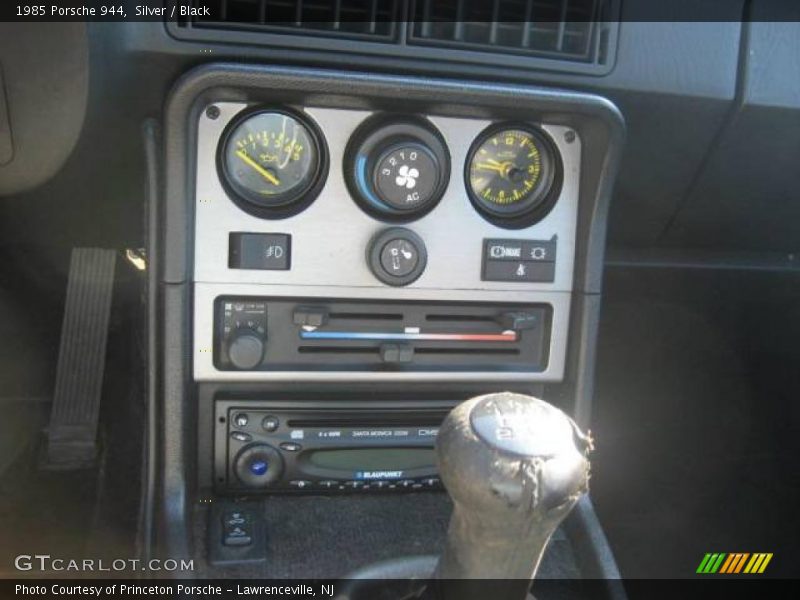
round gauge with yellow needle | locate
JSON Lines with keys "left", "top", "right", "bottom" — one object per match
{"left": 466, "top": 124, "right": 561, "bottom": 228}
{"left": 219, "top": 108, "right": 327, "bottom": 217}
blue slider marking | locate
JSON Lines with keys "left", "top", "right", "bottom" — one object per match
{"left": 302, "top": 331, "right": 410, "bottom": 341}
{"left": 299, "top": 331, "right": 517, "bottom": 342}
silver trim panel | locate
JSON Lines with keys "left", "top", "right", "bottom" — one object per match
{"left": 192, "top": 104, "right": 581, "bottom": 382}
{"left": 193, "top": 283, "right": 571, "bottom": 382}
{"left": 194, "top": 104, "right": 580, "bottom": 292}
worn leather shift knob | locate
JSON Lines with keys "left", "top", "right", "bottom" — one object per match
{"left": 433, "top": 392, "right": 592, "bottom": 596}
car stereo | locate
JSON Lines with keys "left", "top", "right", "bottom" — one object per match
{"left": 214, "top": 401, "right": 451, "bottom": 493}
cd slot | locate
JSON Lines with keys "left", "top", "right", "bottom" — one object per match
{"left": 286, "top": 416, "right": 444, "bottom": 428}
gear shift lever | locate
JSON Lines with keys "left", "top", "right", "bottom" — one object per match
{"left": 432, "top": 392, "right": 592, "bottom": 599}
{"left": 337, "top": 392, "right": 592, "bottom": 600}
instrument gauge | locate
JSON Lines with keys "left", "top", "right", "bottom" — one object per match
{"left": 218, "top": 108, "right": 328, "bottom": 218}
{"left": 466, "top": 124, "right": 562, "bottom": 228}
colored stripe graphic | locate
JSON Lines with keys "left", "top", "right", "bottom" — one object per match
{"left": 710, "top": 553, "right": 726, "bottom": 573}
{"left": 743, "top": 553, "right": 773, "bottom": 574}
{"left": 696, "top": 554, "right": 713, "bottom": 573}
{"left": 720, "top": 553, "right": 750, "bottom": 573}
{"left": 299, "top": 330, "right": 518, "bottom": 342}
{"left": 697, "top": 553, "right": 727, "bottom": 574}
{"left": 719, "top": 554, "right": 735, "bottom": 573}
{"left": 698, "top": 552, "right": 773, "bottom": 574}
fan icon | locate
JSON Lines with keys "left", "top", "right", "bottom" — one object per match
{"left": 395, "top": 165, "right": 419, "bottom": 189}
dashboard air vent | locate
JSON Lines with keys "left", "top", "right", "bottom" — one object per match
{"left": 167, "top": 0, "right": 618, "bottom": 75}
{"left": 180, "top": 0, "right": 400, "bottom": 40}
{"left": 409, "top": 0, "right": 612, "bottom": 64}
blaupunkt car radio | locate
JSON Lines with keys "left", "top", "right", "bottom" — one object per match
{"left": 214, "top": 402, "right": 451, "bottom": 493}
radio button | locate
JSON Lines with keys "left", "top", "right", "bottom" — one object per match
{"left": 230, "top": 431, "right": 252, "bottom": 443}
{"left": 397, "top": 479, "right": 416, "bottom": 488}
{"left": 233, "top": 413, "right": 249, "bottom": 428}
{"left": 344, "top": 480, "right": 365, "bottom": 489}
{"left": 422, "top": 477, "right": 441, "bottom": 488}
{"left": 279, "top": 442, "right": 302, "bottom": 452}
{"left": 370, "top": 480, "right": 389, "bottom": 489}
{"left": 318, "top": 480, "right": 338, "bottom": 489}
{"left": 289, "top": 480, "right": 312, "bottom": 489}
{"left": 261, "top": 416, "right": 279, "bottom": 432}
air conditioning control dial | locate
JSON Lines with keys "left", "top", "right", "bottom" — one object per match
{"left": 373, "top": 141, "right": 441, "bottom": 211}
{"left": 345, "top": 116, "right": 450, "bottom": 222}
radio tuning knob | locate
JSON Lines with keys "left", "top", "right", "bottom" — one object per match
{"left": 227, "top": 329, "right": 266, "bottom": 370}
{"left": 234, "top": 444, "right": 284, "bottom": 488}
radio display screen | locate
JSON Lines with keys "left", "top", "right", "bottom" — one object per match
{"left": 308, "top": 448, "right": 435, "bottom": 472}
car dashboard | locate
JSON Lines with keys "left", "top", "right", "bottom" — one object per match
{"left": 0, "top": 0, "right": 798, "bottom": 590}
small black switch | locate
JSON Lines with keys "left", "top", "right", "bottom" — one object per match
{"left": 483, "top": 238, "right": 557, "bottom": 283}
{"left": 498, "top": 311, "right": 540, "bottom": 331}
{"left": 223, "top": 525, "right": 252, "bottom": 547}
{"left": 522, "top": 240, "right": 557, "bottom": 262}
{"left": 209, "top": 502, "right": 266, "bottom": 566}
{"left": 483, "top": 260, "right": 556, "bottom": 283}
{"left": 484, "top": 238, "right": 557, "bottom": 263}
{"left": 229, "top": 233, "right": 291, "bottom": 270}
{"left": 222, "top": 510, "right": 253, "bottom": 547}
{"left": 485, "top": 240, "right": 525, "bottom": 261}
{"left": 261, "top": 415, "right": 279, "bottom": 432}
{"left": 380, "top": 344, "right": 414, "bottom": 364}
{"left": 223, "top": 510, "right": 252, "bottom": 528}
{"left": 293, "top": 307, "right": 329, "bottom": 328}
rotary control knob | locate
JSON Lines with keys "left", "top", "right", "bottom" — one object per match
{"left": 345, "top": 116, "right": 450, "bottom": 221}
{"left": 226, "top": 329, "right": 266, "bottom": 370}
{"left": 373, "top": 142, "right": 441, "bottom": 211}
{"left": 234, "top": 443, "right": 284, "bottom": 488}
{"left": 367, "top": 228, "right": 427, "bottom": 286}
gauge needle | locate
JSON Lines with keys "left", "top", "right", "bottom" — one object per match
{"left": 475, "top": 162, "right": 511, "bottom": 175}
{"left": 235, "top": 149, "right": 280, "bottom": 186}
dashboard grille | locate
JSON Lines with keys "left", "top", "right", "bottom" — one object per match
{"left": 409, "top": 0, "right": 608, "bottom": 63}
{"left": 185, "top": 0, "right": 400, "bottom": 40}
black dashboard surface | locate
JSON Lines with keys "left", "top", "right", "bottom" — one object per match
{"left": 1, "top": 3, "right": 799, "bottom": 261}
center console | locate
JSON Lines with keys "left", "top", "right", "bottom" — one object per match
{"left": 154, "top": 63, "right": 624, "bottom": 565}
